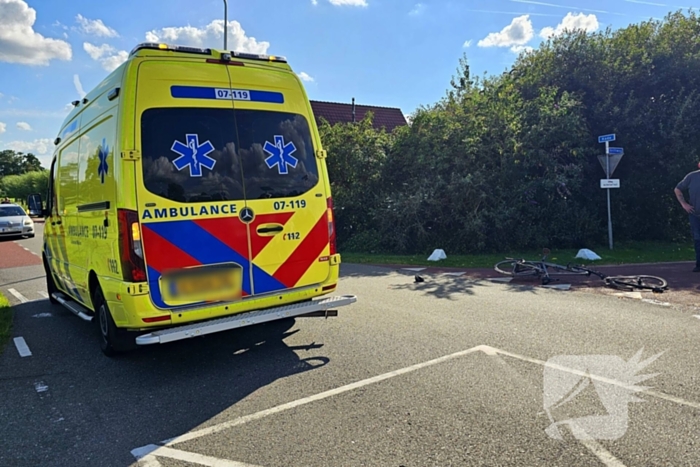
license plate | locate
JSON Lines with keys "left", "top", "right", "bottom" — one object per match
{"left": 160, "top": 264, "right": 243, "bottom": 306}
{"left": 1, "top": 228, "right": 19, "bottom": 233}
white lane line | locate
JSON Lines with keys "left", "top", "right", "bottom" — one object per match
{"left": 13, "top": 337, "right": 32, "bottom": 357}
{"left": 694, "top": 315, "right": 700, "bottom": 320}
{"left": 132, "top": 445, "right": 260, "bottom": 467}
{"left": 34, "top": 381, "right": 48, "bottom": 393}
{"left": 568, "top": 423, "right": 627, "bottom": 467}
{"left": 402, "top": 267, "right": 426, "bottom": 272}
{"left": 32, "top": 313, "right": 52, "bottom": 318}
{"left": 488, "top": 346, "right": 700, "bottom": 410}
{"left": 37, "top": 291, "right": 49, "bottom": 298}
{"left": 7, "top": 288, "right": 29, "bottom": 303}
{"left": 160, "top": 345, "right": 488, "bottom": 446}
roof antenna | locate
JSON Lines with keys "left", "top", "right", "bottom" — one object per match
{"left": 223, "top": 0, "right": 228, "bottom": 50}
{"left": 352, "top": 97, "right": 356, "bottom": 123}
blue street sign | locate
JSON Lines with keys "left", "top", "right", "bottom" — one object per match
{"left": 607, "top": 147, "right": 624, "bottom": 155}
{"left": 598, "top": 134, "right": 616, "bottom": 143}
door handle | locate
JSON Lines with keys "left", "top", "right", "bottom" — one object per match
{"left": 257, "top": 225, "right": 284, "bottom": 235}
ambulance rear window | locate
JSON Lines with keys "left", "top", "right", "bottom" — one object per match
{"left": 140, "top": 108, "right": 319, "bottom": 203}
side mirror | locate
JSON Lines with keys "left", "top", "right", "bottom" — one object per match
{"left": 27, "top": 193, "right": 43, "bottom": 217}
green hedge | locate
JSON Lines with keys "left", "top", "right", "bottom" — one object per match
{"left": 320, "top": 11, "right": 700, "bottom": 254}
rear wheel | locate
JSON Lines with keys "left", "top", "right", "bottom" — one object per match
{"left": 494, "top": 260, "right": 540, "bottom": 277}
{"left": 93, "top": 286, "right": 135, "bottom": 357}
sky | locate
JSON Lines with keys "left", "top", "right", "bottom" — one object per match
{"left": 0, "top": 0, "right": 698, "bottom": 168}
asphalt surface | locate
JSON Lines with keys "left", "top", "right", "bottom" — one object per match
{"left": 1, "top": 223, "right": 700, "bottom": 467}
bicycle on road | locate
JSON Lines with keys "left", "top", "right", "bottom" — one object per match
{"left": 494, "top": 248, "right": 668, "bottom": 293}
{"left": 494, "top": 248, "right": 591, "bottom": 286}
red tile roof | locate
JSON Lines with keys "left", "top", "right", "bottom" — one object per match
{"left": 309, "top": 100, "right": 407, "bottom": 133}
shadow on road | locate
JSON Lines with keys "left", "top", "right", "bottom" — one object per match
{"left": 0, "top": 300, "right": 329, "bottom": 467}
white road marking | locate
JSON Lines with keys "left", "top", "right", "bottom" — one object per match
{"left": 8, "top": 288, "right": 29, "bottom": 303}
{"left": 567, "top": 423, "right": 627, "bottom": 467}
{"left": 442, "top": 272, "right": 466, "bottom": 277}
{"left": 542, "top": 284, "right": 571, "bottom": 290}
{"left": 34, "top": 381, "right": 48, "bottom": 393}
{"left": 32, "top": 313, "right": 52, "bottom": 318}
{"left": 132, "top": 344, "right": 699, "bottom": 467}
{"left": 132, "top": 445, "right": 260, "bottom": 467}
{"left": 13, "top": 337, "right": 32, "bottom": 357}
{"left": 487, "top": 345, "right": 700, "bottom": 410}
{"left": 489, "top": 277, "right": 513, "bottom": 283}
{"left": 160, "top": 345, "right": 488, "bottom": 446}
{"left": 402, "top": 267, "right": 426, "bottom": 272}
{"left": 38, "top": 291, "right": 49, "bottom": 298}
{"left": 694, "top": 315, "right": 700, "bottom": 320}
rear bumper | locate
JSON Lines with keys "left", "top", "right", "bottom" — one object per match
{"left": 135, "top": 294, "right": 357, "bottom": 345}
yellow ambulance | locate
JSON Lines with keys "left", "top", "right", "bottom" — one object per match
{"left": 36, "top": 42, "right": 356, "bottom": 356}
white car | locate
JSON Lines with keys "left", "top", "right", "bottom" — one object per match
{"left": 0, "top": 203, "right": 35, "bottom": 239}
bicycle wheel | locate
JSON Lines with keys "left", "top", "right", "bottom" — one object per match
{"left": 494, "top": 260, "right": 541, "bottom": 277}
{"left": 605, "top": 275, "right": 668, "bottom": 292}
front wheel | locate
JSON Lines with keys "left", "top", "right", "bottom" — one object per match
{"left": 605, "top": 275, "right": 668, "bottom": 292}
{"left": 42, "top": 255, "right": 59, "bottom": 305}
{"left": 494, "top": 260, "right": 540, "bottom": 277}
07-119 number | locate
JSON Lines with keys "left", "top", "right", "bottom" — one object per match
{"left": 274, "top": 200, "right": 306, "bottom": 210}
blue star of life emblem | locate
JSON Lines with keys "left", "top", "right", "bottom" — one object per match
{"left": 263, "top": 135, "right": 298, "bottom": 175}
{"left": 170, "top": 134, "right": 216, "bottom": 177}
{"left": 97, "top": 138, "right": 109, "bottom": 184}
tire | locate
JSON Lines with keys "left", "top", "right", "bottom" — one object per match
{"left": 605, "top": 275, "right": 668, "bottom": 292}
{"left": 42, "top": 255, "right": 59, "bottom": 305}
{"left": 93, "top": 286, "right": 135, "bottom": 357}
{"left": 494, "top": 260, "right": 540, "bottom": 277}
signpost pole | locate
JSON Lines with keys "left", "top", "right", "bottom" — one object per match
{"left": 605, "top": 141, "right": 613, "bottom": 250}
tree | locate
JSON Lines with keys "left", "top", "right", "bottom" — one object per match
{"left": 0, "top": 150, "right": 45, "bottom": 177}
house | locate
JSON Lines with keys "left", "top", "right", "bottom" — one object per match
{"left": 309, "top": 99, "right": 408, "bottom": 133}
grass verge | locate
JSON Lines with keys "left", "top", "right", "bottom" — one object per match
{"left": 342, "top": 242, "right": 695, "bottom": 269}
{"left": 0, "top": 291, "right": 12, "bottom": 354}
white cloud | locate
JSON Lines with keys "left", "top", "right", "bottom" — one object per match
{"left": 73, "top": 74, "right": 86, "bottom": 98}
{"left": 5, "top": 138, "right": 53, "bottom": 155}
{"left": 478, "top": 15, "right": 534, "bottom": 48}
{"left": 409, "top": 3, "right": 425, "bottom": 15}
{"left": 100, "top": 51, "right": 128, "bottom": 71}
{"left": 297, "top": 72, "right": 315, "bottom": 82}
{"left": 83, "top": 42, "right": 128, "bottom": 72}
{"left": 0, "top": 92, "right": 3, "bottom": 99}
{"left": 0, "top": 0, "right": 72, "bottom": 66}
{"left": 146, "top": 20, "right": 270, "bottom": 54}
{"left": 511, "top": 45, "right": 534, "bottom": 54}
{"left": 311, "top": 0, "right": 318, "bottom": 4}
{"left": 540, "top": 12, "right": 599, "bottom": 39}
{"left": 329, "top": 0, "right": 368, "bottom": 6}
{"left": 83, "top": 42, "right": 114, "bottom": 60}
{"left": 463, "top": 40, "right": 473, "bottom": 48}
{"left": 0, "top": 122, "right": 6, "bottom": 134}
{"left": 75, "top": 14, "right": 118, "bottom": 38}
{"left": 16, "top": 121, "right": 31, "bottom": 131}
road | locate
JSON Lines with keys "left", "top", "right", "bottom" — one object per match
{"left": 1, "top": 222, "right": 700, "bottom": 467}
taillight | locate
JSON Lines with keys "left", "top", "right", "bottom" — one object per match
{"left": 118, "top": 209, "right": 146, "bottom": 282}
{"left": 327, "top": 197, "right": 337, "bottom": 255}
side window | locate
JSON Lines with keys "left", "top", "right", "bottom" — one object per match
{"left": 47, "top": 157, "right": 57, "bottom": 215}
{"left": 58, "top": 139, "right": 81, "bottom": 213}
